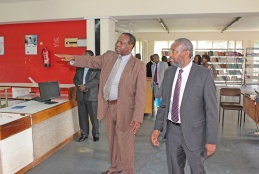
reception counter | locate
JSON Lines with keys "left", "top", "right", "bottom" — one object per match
{"left": 0, "top": 97, "right": 79, "bottom": 174}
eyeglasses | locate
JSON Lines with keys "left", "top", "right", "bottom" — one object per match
{"left": 170, "top": 49, "right": 187, "bottom": 55}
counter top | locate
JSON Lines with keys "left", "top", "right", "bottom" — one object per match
{"left": 0, "top": 97, "right": 69, "bottom": 114}
{"left": 0, "top": 83, "right": 74, "bottom": 88}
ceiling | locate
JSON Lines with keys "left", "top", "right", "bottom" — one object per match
{"left": 0, "top": 0, "right": 258, "bottom": 33}
{"left": 115, "top": 14, "right": 259, "bottom": 33}
{"left": 0, "top": 0, "right": 43, "bottom": 3}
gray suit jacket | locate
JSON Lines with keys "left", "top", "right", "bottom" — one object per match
{"left": 154, "top": 63, "right": 218, "bottom": 151}
{"left": 73, "top": 67, "right": 100, "bottom": 102}
{"left": 151, "top": 61, "right": 168, "bottom": 88}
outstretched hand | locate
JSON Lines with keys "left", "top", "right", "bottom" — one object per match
{"left": 55, "top": 54, "right": 75, "bottom": 61}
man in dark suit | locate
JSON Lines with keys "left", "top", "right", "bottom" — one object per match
{"left": 73, "top": 50, "right": 100, "bottom": 142}
{"left": 56, "top": 33, "right": 146, "bottom": 174}
{"left": 151, "top": 38, "right": 218, "bottom": 174}
{"left": 146, "top": 55, "right": 153, "bottom": 77}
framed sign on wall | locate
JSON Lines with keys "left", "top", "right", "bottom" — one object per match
{"left": 0, "top": 36, "right": 4, "bottom": 55}
{"left": 25, "top": 35, "right": 37, "bottom": 55}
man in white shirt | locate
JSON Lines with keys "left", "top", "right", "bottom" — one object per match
{"left": 151, "top": 54, "right": 168, "bottom": 98}
{"left": 56, "top": 33, "right": 146, "bottom": 174}
{"left": 151, "top": 38, "right": 218, "bottom": 174}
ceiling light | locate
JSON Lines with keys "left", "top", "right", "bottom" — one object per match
{"left": 221, "top": 17, "right": 241, "bottom": 33}
{"left": 157, "top": 18, "right": 169, "bottom": 33}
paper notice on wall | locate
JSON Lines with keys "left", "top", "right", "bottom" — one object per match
{"left": 0, "top": 36, "right": 4, "bottom": 55}
{"left": 25, "top": 35, "right": 37, "bottom": 55}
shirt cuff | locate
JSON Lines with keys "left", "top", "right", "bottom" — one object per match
{"left": 69, "top": 60, "right": 75, "bottom": 65}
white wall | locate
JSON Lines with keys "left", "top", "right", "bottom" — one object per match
{"left": 0, "top": 0, "right": 259, "bottom": 23}
{"left": 134, "top": 31, "right": 259, "bottom": 58}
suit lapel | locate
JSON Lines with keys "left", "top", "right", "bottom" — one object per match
{"left": 120, "top": 55, "right": 135, "bottom": 81}
{"left": 181, "top": 64, "right": 198, "bottom": 106}
{"left": 166, "top": 66, "right": 177, "bottom": 104}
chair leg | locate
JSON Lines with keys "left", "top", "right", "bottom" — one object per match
{"left": 219, "top": 107, "right": 221, "bottom": 123}
{"left": 243, "top": 112, "right": 245, "bottom": 122}
{"left": 222, "top": 109, "right": 225, "bottom": 127}
{"left": 239, "top": 110, "right": 242, "bottom": 127}
{"left": 238, "top": 111, "right": 240, "bottom": 123}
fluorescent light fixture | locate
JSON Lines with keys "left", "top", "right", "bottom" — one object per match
{"left": 221, "top": 17, "right": 241, "bottom": 33}
{"left": 157, "top": 18, "right": 169, "bottom": 33}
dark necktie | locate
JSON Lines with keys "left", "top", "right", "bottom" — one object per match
{"left": 154, "top": 63, "right": 158, "bottom": 83}
{"left": 171, "top": 69, "right": 183, "bottom": 123}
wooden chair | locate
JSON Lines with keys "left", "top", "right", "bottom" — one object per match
{"left": 219, "top": 88, "right": 243, "bottom": 127}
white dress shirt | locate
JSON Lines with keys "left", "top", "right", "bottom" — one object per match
{"left": 108, "top": 54, "right": 131, "bottom": 100}
{"left": 83, "top": 68, "right": 89, "bottom": 84}
{"left": 168, "top": 61, "right": 192, "bottom": 123}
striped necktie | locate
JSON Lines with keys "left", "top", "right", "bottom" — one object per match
{"left": 171, "top": 69, "right": 183, "bottom": 123}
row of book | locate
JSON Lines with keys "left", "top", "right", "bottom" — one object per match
{"left": 246, "top": 53, "right": 259, "bottom": 57}
{"left": 215, "top": 76, "right": 242, "bottom": 81}
{"left": 195, "top": 51, "right": 243, "bottom": 56}
{"left": 246, "top": 64, "right": 259, "bottom": 68}
{"left": 217, "top": 70, "right": 242, "bottom": 75}
{"left": 210, "top": 57, "right": 243, "bottom": 63}
{"left": 213, "top": 64, "right": 242, "bottom": 69}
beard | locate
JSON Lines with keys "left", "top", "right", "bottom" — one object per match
{"left": 173, "top": 59, "right": 184, "bottom": 68}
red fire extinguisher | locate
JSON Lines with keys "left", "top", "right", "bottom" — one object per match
{"left": 42, "top": 47, "right": 51, "bottom": 67}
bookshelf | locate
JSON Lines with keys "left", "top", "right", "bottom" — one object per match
{"left": 161, "top": 48, "right": 170, "bottom": 57}
{"left": 195, "top": 49, "right": 245, "bottom": 85}
{"left": 245, "top": 48, "right": 259, "bottom": 85}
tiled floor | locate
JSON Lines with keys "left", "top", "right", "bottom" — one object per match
{"left": 26, "top": 85, "right": 259, "bottom": 174}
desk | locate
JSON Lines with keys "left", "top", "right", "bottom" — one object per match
{"left": 0, "top": 96, "right": 79, "bottom": 174}
{"left": 0, "top": 83, "right": 76, "bottom": 100}
{"left": 0, "top": 87, "right": 10, "bottom": 108}
{"left": 145, "top": 77, "right": 152, "bottom": 114}
{"left": 0, "top": 113, "right": 33, "bottom": 174}
{"left": 243, "top": 95, "right": 259, "bottom": 124}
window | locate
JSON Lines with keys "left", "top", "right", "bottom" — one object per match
{"left": 236, "top": 41, "right": 243, "bottom": 49}
{"left": 198, "top": 41, "right": 212, "bottom": 49}
{"left": 213, "top": 41, "right": 227, "bottom": 49}
{"left": 254, "top": 41, "right": 259, "bottom": 53}
{"left": 154, "top": 41, "right": 170, "bottom": 57}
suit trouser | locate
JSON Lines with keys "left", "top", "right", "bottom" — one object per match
{"left": 77, "top": 99, "right": 99, "bottom": 137}
{"left": 104, "top": 102, "right": 135, "bottom": 174}
{"left": 153, "top": 84, "right": 160, "bottom": 98}
{"left": 166, "top": 122, "right": 206, "bottom": 174}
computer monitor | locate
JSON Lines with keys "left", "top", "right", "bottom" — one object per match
{"left": 38, "top": 81, "right": 60, "bottom": 104}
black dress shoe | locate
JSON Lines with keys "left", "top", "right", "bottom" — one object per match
{"left": 93, "top": 136, "right": 99, "bottom": 142}
{"left": 78, "top": 136, "right": 88, "bottom": 142}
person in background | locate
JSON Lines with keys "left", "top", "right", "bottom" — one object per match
{"left": 193, "top": 54, "right": 202, "bottom": 65}
{"left": 201, "top": 54, "right": 217, "bottom": 78}
{"left": 135, "top": 53, "right": 141, "bottom": 60}
{"left": 162, "top": 55, "right": 171, "bottom": 66}
{"left": 56, "top": 33, "right": 146, "bottom": 174}
{"left": 151, "top": 54, "right": 168, "bottom": 98}
{"left": 151, "top": 38, "right": 218, "bottom": 174}
{"left": 73, "top": 50, "right": 100, "bottom": 142}
{"left": 146, "top": 55, "right": 153, "bottom": 77}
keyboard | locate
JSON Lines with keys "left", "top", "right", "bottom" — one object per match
{"left": 32, "top": 96, "right": 43, "bottom": 102}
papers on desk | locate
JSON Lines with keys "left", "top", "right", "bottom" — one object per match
{"left": 11, "top": 106, "right": 26, "bottom": 109}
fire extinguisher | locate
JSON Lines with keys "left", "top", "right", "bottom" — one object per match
{"left": 42, "top": 47, "right": 51, "bottom": 67}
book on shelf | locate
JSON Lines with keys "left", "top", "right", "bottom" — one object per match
{"left": 195, "top": 50, "right": 243, "bottom": 57}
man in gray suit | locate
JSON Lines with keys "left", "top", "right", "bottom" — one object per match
{"left": 151, "top": 38, "right": 218, "bottom": 174}
{"left": 151, "top": 54, "right": 168, "bottom": 98}
{"left": 73, "top": 50, "right": 100, "bottom": 142}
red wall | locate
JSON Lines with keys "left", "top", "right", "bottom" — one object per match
{"left": 0, "top": 20, "right": 86, "bottom": 84}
